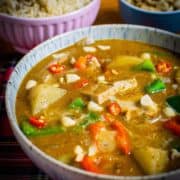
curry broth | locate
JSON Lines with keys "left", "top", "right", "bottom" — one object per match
{"left": 16, "top": 40, "right": 180, "bottom": 176}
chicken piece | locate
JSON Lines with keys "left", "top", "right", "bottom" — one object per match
{"left": 87, "top": 101, "right": 103, "bottom": 112}
{"left": 61, "top": 116, "right": 76, "bottom": 127}
{"left": 83, "top": 46, "right": 96, "bottom": 53}
{"left": 97, "top": 75, "right": 107, "bottom": 84}
{"left": 65, "top": 74, "right": 80, "bottom": 83}
{"left": 140, "top": 94, "right": 156, "bottom": 108}
{"left": 140, "top": 94, "right": 158, "bottom": 117}
{"left": 141, "top": 52, "right": 151, "bottom": 60}
{"left": 51, "top": 52, "right": 69, "bottom": 60}
{"left": 25, "top": 80, "right": 37, "bottom": 90}
{"left": 81, "top": 78, "right": 137, "bottom": 104}
{"left": 74, "top": 145, "right": 85, "bottom": 162}
{"left": 163, "top": 106, "right": 176, "bottom": 117}
{"left": 97, "top": 45, "right": 111, "bottom": 51}
{"left": 88, "top": 144, "right": 98, "bottom": 156}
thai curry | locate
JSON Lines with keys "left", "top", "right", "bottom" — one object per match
{"left": 16, "top": 38, "right": 180, "bottom": 176}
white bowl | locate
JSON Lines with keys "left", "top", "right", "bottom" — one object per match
{"left": 5, "top": 24, "right": 180, "bottom": 180}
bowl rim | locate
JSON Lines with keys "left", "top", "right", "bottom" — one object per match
{"left": 5, "top": 24, "right": 180, "bottom": 180}
{"left": 0, "top": 0, "right": 99, "bottom": 21}
{"left": 120, "top": 0, "right": 180, "bottom": 14}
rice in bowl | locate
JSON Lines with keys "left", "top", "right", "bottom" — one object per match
{"left": 0, "top": 0, "right": 92, "bottom": 18}
{"left": 127, "top": 0, "right": 180, "bottom": 12}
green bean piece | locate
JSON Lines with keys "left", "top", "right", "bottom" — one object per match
{"left": 21, "top": 121, "right": 66, "bottom": 137}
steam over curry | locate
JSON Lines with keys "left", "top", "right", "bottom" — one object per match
{"left": 16, "top": 39, "right": 180, "bottom": 176}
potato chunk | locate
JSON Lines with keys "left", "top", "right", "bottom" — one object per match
{"left": 29, "top": 84, "right": 67, "bottom": 115}
{"left": 108, "top": 55, "right": 143, "bottom": 69}
{"left": 133, "top": 147, "right": 169, "bottom": 175}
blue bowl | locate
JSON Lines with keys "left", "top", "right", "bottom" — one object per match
{"left": 119, "top": 0, "right": 180, "bottom": 33}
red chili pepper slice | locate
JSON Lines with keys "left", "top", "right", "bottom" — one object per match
{"left": 156, "top": 61, "right": 172, "bottom": 74}
{"left": 29, "top": 116, "right": 46, "bottom": 129}
{"left": 74, "top": 78, "right": 89, "bottom": 89}
{"left": 48, "top": 64, "right": 65, "bottom": 74}
{"left": 107, "top": 102, "right": 121, "bottom": 116}
{"left": 102, "top": 113, "right": 115, "bottom": 123}
{"left": 164, "top": 115, "right": 180, "bottom": 136}
{"left": 81, "top": 155, "right": 102, "bottom": 174}
{"left": 115, "top": 133, "right": 131, "bottom": 155}
{"left": 74, "top": 56, "right": 88, "bottom": 70}
{"left": 88, "top": 122, "right": 105, "bottom": 140}
{"left": 111, "top": 120, "right": 131, "bottom": 155}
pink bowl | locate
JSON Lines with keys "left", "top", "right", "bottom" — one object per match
{"left": 0, "top": 0, "right": 100, "bottom": 54}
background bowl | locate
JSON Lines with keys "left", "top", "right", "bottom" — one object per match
{"left": 5, "top": 24, "right": 180, "bottom": 180}
{"left": 119, "top": 0, "right": 180, "bottom": 33}
{"left": 0, "top": 0, "right": 100, "bottom": 54}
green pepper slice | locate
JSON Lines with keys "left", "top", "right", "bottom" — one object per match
{"left": 69, "top": 97, "right": 85, "bottom": 110}
{"left": 134, "top": 59, "right": 155, "bottom": 72}
{"left": 167, "top": 95, "right": 180, "bottom": 113}
{"left": 145, "top": 79, "right": 166, "bottom": 94}
{"left": 21, "top": 121, "right": 65, "bottom": 137}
